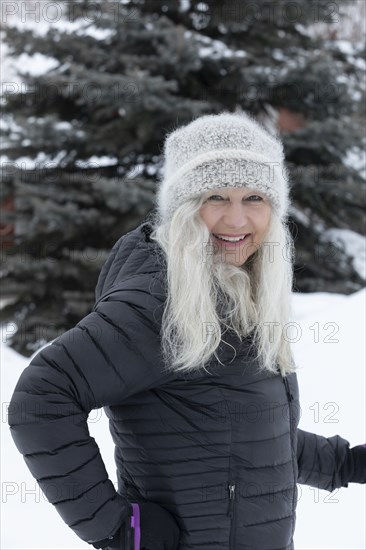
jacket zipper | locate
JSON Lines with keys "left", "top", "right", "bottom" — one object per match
{"left": 227, "top": 482, "right": 236, "bottom": 549}
{"left": 282, "top": 376, "right": 296, "bottom": 543}
{"left": 218, "top": 388, "right": 236, "bottom": 549}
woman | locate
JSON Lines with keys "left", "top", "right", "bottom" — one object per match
{"left": 8, "top": 111, "right": 366, "bottom": 550}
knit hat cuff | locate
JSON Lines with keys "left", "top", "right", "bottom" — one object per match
{"left": 159, "top": 150, "right": 289, "bottom": 223}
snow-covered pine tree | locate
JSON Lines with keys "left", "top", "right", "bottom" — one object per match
{"left": 1, "top": 0, "right": 365, "bottom": 355}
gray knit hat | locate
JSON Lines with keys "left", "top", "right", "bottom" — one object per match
{"left": 156, "top": 110, "right": 291, "bottom": 223}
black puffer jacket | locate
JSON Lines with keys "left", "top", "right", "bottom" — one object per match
{"left": 8, "top": 222, "right": 364, "bottom": 550}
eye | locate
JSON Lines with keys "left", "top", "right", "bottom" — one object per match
{"left": 208, "top": 195, "right": 223, "bottom": 201}
{"left": 247, "top": 195, "right": 263, "bottom": 201}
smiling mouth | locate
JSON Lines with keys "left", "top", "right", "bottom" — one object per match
{"left": 212, "top": 234, "right": 251, "bottom": 245}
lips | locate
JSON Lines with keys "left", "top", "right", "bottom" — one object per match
{"left": 212, "top": 234, "right": 251, "bottom": 246}
{"left": 214, "top": 233, "right": 249, "bottom": 241}
{"left": 214, "top": 234, "right": 248, "bottom": 238}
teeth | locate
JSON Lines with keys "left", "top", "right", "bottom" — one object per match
{"left": 215, "top": 234, "right": 247, "bottom": 242}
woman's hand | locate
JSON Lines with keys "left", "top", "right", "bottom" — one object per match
{"left": 348, "top": 443, "right": 366, "bottom": 484}
{"left": 95, "top": 501, "right": 181, "bottom": 550}
{"left": 138, "top": 501, "right": 181, "bottom": 550}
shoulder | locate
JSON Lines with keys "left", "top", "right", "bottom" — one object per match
{"left": 95, "top": 223, "right": 165, "bottom": 304}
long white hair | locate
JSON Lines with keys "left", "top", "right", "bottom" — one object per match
{"left": 146, "top": 194, "right": 297, "bottom": 378}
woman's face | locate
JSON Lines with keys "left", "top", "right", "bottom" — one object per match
{"left": 199, "top": 187, "right": 272, "bottom": 267}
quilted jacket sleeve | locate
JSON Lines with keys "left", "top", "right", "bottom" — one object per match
{"left": 296, "top": 428, "right": 366, "bottom": 492}
{"left": 7, "top": 298, "right": 174, "bottom": 547}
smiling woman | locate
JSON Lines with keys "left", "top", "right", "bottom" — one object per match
{"left": 148, "top": 111, "right": 295, "bottom": 382}
{"left": 199, "top": 187, "right": 272, "bottom": 267}
{"left": 8, "top": 110, "right": 365, "bottom": 550}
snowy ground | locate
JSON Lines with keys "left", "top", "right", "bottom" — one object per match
{"left": 1, "top": 289, "right": 365, "bottom": 549}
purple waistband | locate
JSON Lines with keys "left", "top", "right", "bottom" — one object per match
{"left": 130, "top": 503, "right": 141, "bottom": 550}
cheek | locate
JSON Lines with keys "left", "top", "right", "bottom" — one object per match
{"left": 252, "top": 219, "right": 271, "bottom": 244}
{"left": 200, "top": 207, "right": 220, "bottom": 230}
{"left": 255, "top": 209, "right": 271, "bottom": 233}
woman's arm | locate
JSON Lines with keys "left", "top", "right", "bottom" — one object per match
{"left": 7, "top": 298, "right": 175, "bottom": 547}
{"left": 296, "top": 428, "right": 366, "bottom": 492}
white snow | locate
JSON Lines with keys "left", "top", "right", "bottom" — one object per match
{"left": 54, "top": 121, "right": 73, "bottom": 131}
{"left": 288, "top": 205, "right": 311, "bottom": 228}
{"left": 346, "top": 56, "right": 366, "bottom": 72}
{"left": 196, "top": 2, "right": 209, "bottom": 11}
{"left": 332, "top": 39, "right": 366, "bottom": 71}
{"left": 1, "top": 148, "right": 119, "bottom": 170}
{"left": 10, "top": 52, "right": 59, "bottom": 77}
{"left": 0, "top": 150, "right": 68, "bottom": 169}
{"left": 333, "top": 39, "right": 366, "bottom": 71}
{"left": 2, "top": 3, "right": 116, "bottom": 39}
{"left": 334, "top": 40, "right": 358, "bottom": 56}
{"left": 179, "top": 0, "right": 191, "bottom": 13}
{"left": 75, "top": 155, "right": 119, "bottom": 168}
{"left": 320, "top": 228, "right": 366, "bottom": 280}
{"left": 190, "top": 33, "right": 247, "bottom": 60}
{"left": 199, "top": 42, "right": 247, "bottom": 59}
{"left": 335, "top": 73, "right": 363, "bottom": 101}
{"left": 1, "top": 290, "right": 365, "bottom": 549}
{"left": 343, "top": 145, "right": 366, "bottom": 181}
{"left": 272, "top": 49, "right": 286, "bottom": 61}
{"left": 0, "top": 114, "right": 24, "bottom": 138}
{"left": 295, "top": 23, "right": 311, "bottom": 37}
{"left": 1, "top": 1, "right": 116, "bottom": 87}
{"left": 146, "top": 163, "right": 158, "bottom": 176}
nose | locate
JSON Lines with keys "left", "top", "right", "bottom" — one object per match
{"left": 222, "top": 202, "right": 248, "bottom": 228}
